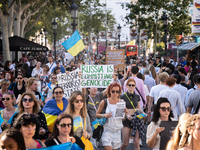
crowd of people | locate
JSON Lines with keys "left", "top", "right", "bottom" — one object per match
{"left": 0, "top": 51, "right": 199, "bottom": 150}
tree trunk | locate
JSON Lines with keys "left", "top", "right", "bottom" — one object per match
{"left": 8, "top": 5, "right": 14, "bottom": 60}
{"left": 1, "top": 16, "right": 11, "bottom": 62}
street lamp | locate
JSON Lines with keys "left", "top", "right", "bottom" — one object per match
{"left": 96, "top": 30, "right": 99, "bottom": 57}
{"left": 40, "top": 31, "right": 43, "bottom": 45}
{"left": 162, "top": 11, "right": 168, "bottom": 56}
{"left": 43, "top": 28, "right": 48, "bottom": 63}
{"left": 52, "top": 19, "right": 57, "bottom": 62}
{"left": 70, "top": 0, "right": 79, "bottom": 33}
{"left": 117, "top": 24, "right": 121, "bottom": 49}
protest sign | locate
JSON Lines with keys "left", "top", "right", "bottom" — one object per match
{"left": 57, "top": 70, "right": 81, "bottom": 99}
{"left": 80, "top": 65, "right": 114, "bottom": 88}
{"left": 160, "top": 121, "right": 178, "bottom": 150}
{"left": 106, "top": 49, "right": 125, "bottom": 69}
{"left": 114, "top": 102, "right": 126, "bottom": 118}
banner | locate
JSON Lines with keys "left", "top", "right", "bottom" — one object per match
{"left": 106, "top": 49, "right": 125, "bottom": 69}
{"left": 80, "top": 65, "right": 114, "bottom": 88}
{"left": 140, "top": 29, "right": 148, "bottom": 40}
{"left": 160, "top": 121, "right": 178, "bottom": 150}
{"left": 130, "top": 28, "right": 138, "bottom": 40}
{"left": 57, "top": 71, "right": 81, "bottom": 99}
{"left": 192, "top": 0, "right": 200, "bottom": 33}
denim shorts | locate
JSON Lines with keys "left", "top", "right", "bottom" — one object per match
{"left": 101, "top": 127, "right": 121, "bottom": 149}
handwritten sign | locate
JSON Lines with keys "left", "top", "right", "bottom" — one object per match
{"left": 160, "top": 121, "right": 178, "bottom": 150}
{"left": 106, "top": 49, "right": 125, "bottom": 69}
{"left": 80, "top": 65, "right": 114, "bottom": 88}
{"left": 57, "top": 71, "right": 81, "bottom": 99}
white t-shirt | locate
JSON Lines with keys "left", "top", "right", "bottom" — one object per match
{"left": 149, "top": 84, "right": 167, "bottom": 104}
{"left": 144, "top": 84, "right": 149, "bottom": 96}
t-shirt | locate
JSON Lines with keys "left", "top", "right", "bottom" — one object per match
{"left": 57, "top": 102, "right": 63, "bottom": 111}
{"left": 186, "top": 89, "right": 200, "bottom": 114}
{"left": 45, "top": 136, "right": 85, "bottom": 149}
{"left": 121, "top": 92, "right": 140, "bottom": 109}
{"left": 86, "top": 93, "right": 104, "bottom": 123}
{"left": 149, "top": 84, "right": 167, "bottom": 104}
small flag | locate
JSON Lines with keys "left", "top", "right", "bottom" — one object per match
{"left": 62, "top": 31, "right": 85, "bottom": 56}
{"left": 73, "top": 116, "right": 83, "bottom": 131}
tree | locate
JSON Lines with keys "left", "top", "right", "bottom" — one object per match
{"left": 78, "top": 0, "right": 116, "bottom": 51}
{"left": 123, "top": 0, "right": 192, "bottom": 52}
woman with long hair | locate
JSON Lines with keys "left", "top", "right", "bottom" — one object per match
{"left": 166, "top": 114, "right": 200, "bottom": 150}
{"left": 146, "top": 97, "right": 175, "bottom": 149}
{"left": 0, "top": 128, "right": 26, "bottom": 150}
{"left": 121, "top": 78, "right": 144, "bottom": 150}
{"left": 65, "top": 90, "right": 92, "bottom": 139}
{"left": 149, "top": 65, "right": 158, "bottom": 84}
{"left": 42, "top": 86, "right": 68, "bottom": 132}
{"left": 45, "top": 114, "right": 85, "bottom": 149}
{"left": 11, "top": 92, "right": 49, "bottom": 140}
{"left": 13, "top": 73, "right": 26, "bottom": 99}
{"left": 4, "top": 72, "right": 14, "bottom": 91}
{"left": 12, "top": 112, "right": 46, "bottom": 149}
{"left": 95, "top": 83, "right": 127, "bottom": 150}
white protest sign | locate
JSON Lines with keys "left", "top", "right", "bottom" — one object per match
{"left": 57, "top": 70, "right": 81, "bottom": 99}
{"left": 114, "top": 102, "right": 126, "bottom": 119}
{"left": 80, "top": 65, "right": 114, "bottom": 88}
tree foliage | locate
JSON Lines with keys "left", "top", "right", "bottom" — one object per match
{"left": 123, "top": 0, "right": 192, "bottom": 42}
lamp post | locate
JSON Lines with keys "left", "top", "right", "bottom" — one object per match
{"left": 117, "top": 24, "right": 121, "bottom": 49}
{"left": 40, "top": 31, "right": 43, "bottom": 45}
{"left": 70, "top": 0, "right": 79, "bottom": 33}
{"left": 43, "top": 28, "right": 48, "bottom": 63}
{"left": 162, "top": 11, "right": 168, "bottom": 56}
{"left": 52, "top": 19, "right": 57, "bottom": 62}
{"left": 96, "top": 29, "right": 99, "bottom": 57}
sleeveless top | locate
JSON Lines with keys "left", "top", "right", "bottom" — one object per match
{"left": 104, "top": 98, "right": 124, "bottom": 130}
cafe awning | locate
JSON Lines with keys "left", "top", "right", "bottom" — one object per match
{"left": 0, "top": 36, "right": 48, "bottom": 52}
{"left": 177, "top": 43, "right": 200, "bottom": 51}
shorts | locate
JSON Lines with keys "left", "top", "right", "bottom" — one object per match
{"left": 101, "top": 127, "right": 121, "bottom": 149}
{"left": 122, "top": 118, "right": 133, "bottom": 129}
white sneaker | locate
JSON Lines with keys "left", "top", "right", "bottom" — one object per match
{"left": 139, "top": 139, "right": 142, "bottom": 147}
{"left": 129, "top": 139, "right": 133, "bottom": 144}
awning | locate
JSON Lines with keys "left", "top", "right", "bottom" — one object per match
{"left": 0, "top": 36, "right": 48, "bottom": 52}
{"left": 177, "top": 43, "right": 200, "bottom": 51}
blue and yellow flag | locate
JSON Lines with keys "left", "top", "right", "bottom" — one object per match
{"left": 30, "top": 142, "right": 83, "bottom": 150}
{"left": 73, "top": 116, "right": 83, "bottom": 131}
{"left": 62, "top": 30, "right": 85, "bottom": 56}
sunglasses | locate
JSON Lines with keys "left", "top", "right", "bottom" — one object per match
{"left": 1, "top": 97, "right": 11, "bottom": 101}
{"left": 22, "top": 98, "right": 34, "bottom": 102}
{"left": 114, "top": 74, "right": 118, "bottom": 76}
{"left": 17, "top": 77, "right": 22, "bottom": 79}
{"left": 52, "top": 77, "right": 57, "bottom": 79}
{"left": 54, "top": 91, "right": 63, "bottom": 95}
{"left": 74, "top": 99, "right": 84, "bottom": 103}
{"left": 111, "top": 90, "right": 119, "bottom": 94}
{"left": 160, "top": 107, "right": 171, "bottom": 112}
{"left": 59, "top": 123, "right": 72, "bottom": 128}
{"left": 0, "top": 74, "right": 3, "bottom": 75}
{"left": 128, "top": 84, "right": 135, "bottom": 87}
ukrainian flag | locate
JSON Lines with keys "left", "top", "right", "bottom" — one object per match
{"left": 62, "top": 30, "right": 85, "bottom": 56}
{"left": 30, "top": 142, "right": 83, "bottom": 150}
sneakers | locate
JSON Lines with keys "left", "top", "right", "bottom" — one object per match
{"left": 139, "top": 139, "right": 142, "bottom": 147}
{"left": 129, "top": 139, "right": 133, "bottom": 144}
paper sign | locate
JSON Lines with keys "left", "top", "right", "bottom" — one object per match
{"left": 159, "top": 121, "right": 178, "bottom": 150}
{"left": 106, "top": 49, "right": 125, "bottom": 69}
{"left": 114, "top": 102, "right": 126, "bottom": 118}
{"left": 80, "top": 65, "right": 114, "bottom": 88}
{"left": 57, "top": 71, "right": 81, "bottom": 99}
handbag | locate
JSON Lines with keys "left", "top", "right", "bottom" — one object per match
{"left": 81, "top": 118, "right": 94, "bottom": 150}
{"left": 92, "top": 99, "right": 107, "bottom": 141}
{"left": 124, "top": 92, "right": 146, "bottom": 119}
{"left": 90, "top": 96, "right": 107, "bottom": 130}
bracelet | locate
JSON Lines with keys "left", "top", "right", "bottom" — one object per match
{"left": 102, "top": 114, "right": 104, "bottom": 118}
